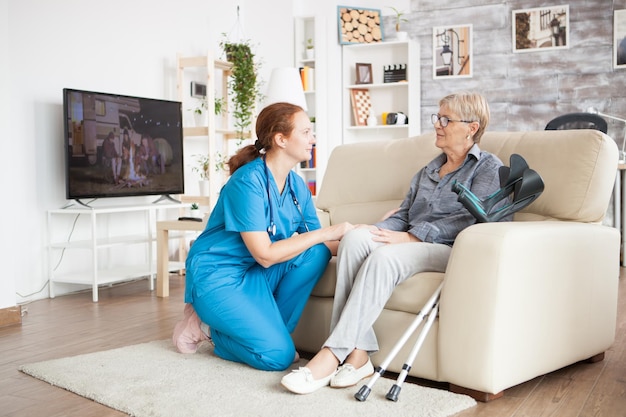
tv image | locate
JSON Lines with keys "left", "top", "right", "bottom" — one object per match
{"left": 63, "top": 88, "right": 185, "bottom": 203}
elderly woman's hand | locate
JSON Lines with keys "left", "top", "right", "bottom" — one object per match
{"left": 370, "top": 227, "right": 420, "bottom": 244}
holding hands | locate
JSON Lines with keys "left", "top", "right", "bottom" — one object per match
{"left": 324, "top": 222, "right": 356, "bottom": 241}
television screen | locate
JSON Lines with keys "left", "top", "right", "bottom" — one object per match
{"left": 63, "top": 88, "right": 185, "bottom": 202}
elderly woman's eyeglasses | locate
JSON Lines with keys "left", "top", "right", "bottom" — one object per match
{"left": 431, "top": 114, "right": 474, "bottom": 128}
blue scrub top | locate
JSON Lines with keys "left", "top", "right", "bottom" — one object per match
{"left": 185, "top": 157, "right": 321, "bottom": 301}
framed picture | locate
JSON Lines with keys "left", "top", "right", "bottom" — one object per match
{"left": 615, "top": 9, "right": 626, "bottom": 69}
{"left": 350, "top": 88, "right": 371, "bottom": 126}
{"left": 433, "top": 25, "right": 473, "bottom": 79}
{"left": 355, "top": 63, "right": 373, "bottom": 84}
{"left": 337, "top": 6, "right": 383, "bottom": 45}
{"left": 190, "top": 81, "right": 207, "bottom": 99}
{"left": 513, "top": 5, "right": 570, "bottom": 53}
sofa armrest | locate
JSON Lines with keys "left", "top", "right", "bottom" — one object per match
{"left": 316, "top": 208, "right": 331, "bottom": 228}
{"left": 438, "top": 221, "right": 620, "bottom": 394}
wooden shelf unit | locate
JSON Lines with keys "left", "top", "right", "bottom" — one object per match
{"left": 176, "top": 52, "right": 234, "bottom": 209}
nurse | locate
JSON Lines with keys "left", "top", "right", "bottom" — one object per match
{"left": 172, "top": 102, "right": 354, "bottom": 372}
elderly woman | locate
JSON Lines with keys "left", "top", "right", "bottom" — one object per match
{"left": 281, "top": 91, "right": 509, "bottom": 394}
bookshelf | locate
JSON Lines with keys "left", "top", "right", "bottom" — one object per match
{"left": 294, "top": 16, "right": 327, "bottom": 195}
{"left": 342, "top": 40, "right": 420, "bottom": 144}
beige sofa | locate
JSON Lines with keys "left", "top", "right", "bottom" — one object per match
{"left": 291, "top": 130, "right": 620, "bottom": 401}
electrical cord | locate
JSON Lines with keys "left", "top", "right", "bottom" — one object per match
{"left": 17, "top": 199, "right": 96, "bottom": 302}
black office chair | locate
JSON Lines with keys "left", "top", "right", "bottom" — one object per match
{"left": 545, "top": 112, "right": 608, "bottom": 133}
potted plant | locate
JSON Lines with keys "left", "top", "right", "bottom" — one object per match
{"left": 305, "top": 38, "right": 315, "bottom": 60}
{"left": 192, "top": 154, "right": 211, "bottom": 195}
{"left": 389, "top": 6, "right": 409, "bottom": 41}
{"left": 189, "top": 202, "right": 201, "bottom": 218}
{"left": 220, "top": 37, "right": 261, "bottom": 144}
{"left": 214, "top": 151, "right": 228, "bottom": 175}
{"left": 192, "top": 96, "right": 208, "bottom": 127}
{"left": 189, "top": 96, "right": 225, "bottom": 127}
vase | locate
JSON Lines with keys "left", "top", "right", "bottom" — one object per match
{"left": 396, "top": 31, "right": 408, "bottom": 41}
{"left": 193, "top": 112, "right": 205, "bottom": 127}
{"left": 305, "top": 48, "right": 315, "bottom": 60}
{"left": 198, "top": 180, "right": 209, "bottom": 196}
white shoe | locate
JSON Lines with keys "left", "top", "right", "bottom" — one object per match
{"left": 330, "top": 358, "right": 374, "bottom": 388}
{"left": 281, "top": 367, "right": 337, "bottom": 394}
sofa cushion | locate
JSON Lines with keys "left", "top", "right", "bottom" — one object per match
{"left": 317, "top": 130, "right": 617, "bottom": 225}
{"left": 316, "top": 134, "right": 440, "bottom": 225}
{"left": 480, "top": 130, "right": 616, "bottom": 223}
{"left": 310, "top": 257, "right": 337, "bottom": 297}
{"left": 311, "top": 257, "right": 444, "bottom": 316}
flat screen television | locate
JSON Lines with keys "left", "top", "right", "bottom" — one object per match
{"left": 63, "top": 88, "right": 185, "bottom": 205}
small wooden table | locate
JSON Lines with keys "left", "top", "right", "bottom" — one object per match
{"left": 156, "top": 218, "right": 207, "bottom": 297}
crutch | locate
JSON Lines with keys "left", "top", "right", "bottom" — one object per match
{"left": 354, "top": 282, "right": 443, "bottom": 402}
{"left": 452, "top": 154, "right": 544, "bottom": 223}
{"left": 386, "top": 299, "right": 439, "bottom": 401}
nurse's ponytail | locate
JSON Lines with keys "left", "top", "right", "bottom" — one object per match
{"left": 228, "top": 102, "right": 303, "bottom": 174}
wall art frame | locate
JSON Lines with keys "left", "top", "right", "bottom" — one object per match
{"left": 513, "top": 5, "right": 570, "bottom": 53}
{"left": 355, "top": 63, "right": 373, "bottom": 84}
{"left": 337, "top": 6, "right": 383, "bottom": 45}
{"left": 350, "top": 88, "right": 371, "bottom": 126}
{"left": 190, "top": 81, "right": 207, "bottom": 99}
{"left": 432, "top": 25, "right": 473, "bottom": 79}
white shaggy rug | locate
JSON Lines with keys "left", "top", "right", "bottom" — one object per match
{"left": 19, "top": 340, "right": 476, "bottom": 417}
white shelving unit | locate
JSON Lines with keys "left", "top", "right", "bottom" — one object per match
{"left": 294, "top": 16, "right": 327, "bottom": 195}
{"left": 342, "top": 40, "right": 420, "bottom": 144}
{"left": 47, "top": 202, "right": 182, "bottom": 302}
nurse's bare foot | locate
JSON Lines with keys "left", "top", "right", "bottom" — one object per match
{"left": 172, "top": 303, "right": 209, "bottom": 353}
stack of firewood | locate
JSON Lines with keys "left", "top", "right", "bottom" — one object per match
{"left": 339, "top": 8, "right": 382, "bottom": 44}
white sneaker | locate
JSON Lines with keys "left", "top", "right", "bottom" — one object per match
{"left": 330, "top": 358, "right": 374, "bottom": 388}
{"left": 280, "top": 367, "right": 337, "bottom": 394}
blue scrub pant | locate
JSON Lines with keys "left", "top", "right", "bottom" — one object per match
{"left": 192, "top": 243, "right": 330, "bottom": 371}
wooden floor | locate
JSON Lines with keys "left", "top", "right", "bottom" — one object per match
{"left": 1, "top": 271, "right": 624, "bottom": 417}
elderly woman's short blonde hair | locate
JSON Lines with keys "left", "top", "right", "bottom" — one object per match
{"left": 439, "top": 92, "right": 490, "bottom": 143}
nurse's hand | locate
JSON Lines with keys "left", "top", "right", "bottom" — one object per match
{"left": 323, "top": 221, "right": 355, "bottom": 241}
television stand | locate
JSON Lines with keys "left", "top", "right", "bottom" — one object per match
{"left": 61, "top": 199, "right": 95, "bottom": 209}
{"left": 152, "top": 194, "right": 181, "bottom": 204}
{"left": 47, "top": 202, "right": 184, "bottom": 302}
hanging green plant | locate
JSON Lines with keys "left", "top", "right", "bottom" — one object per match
{"left": 220, "top": 38, "right": 261, "bottom": 143}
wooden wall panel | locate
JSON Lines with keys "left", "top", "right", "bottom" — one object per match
{"left": 397, "top": 0, "right": 626, "bottom": 145}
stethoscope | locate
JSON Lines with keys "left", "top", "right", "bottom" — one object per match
{"left": 264, "top": 156, "right": 309, "bottom": 236}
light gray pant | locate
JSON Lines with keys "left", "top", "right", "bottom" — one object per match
{"left": 324, "top": 228, "right": 451, "bottom": 363}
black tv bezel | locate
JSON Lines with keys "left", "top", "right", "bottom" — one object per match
{"left": 62, "top": 88, "right": 185, "bottom": 201}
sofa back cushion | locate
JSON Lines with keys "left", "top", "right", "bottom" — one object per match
{"left": 316, "top": 134, "right": 440, "bottom": 225}
{"left": 316, "top": 130, "right": 617, "bottom": 224}
{"left": 480, "top": 130, "right": 617, "bottom": 222}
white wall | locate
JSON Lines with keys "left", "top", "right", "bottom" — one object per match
{"left": 0, "top": 0, "right": 18, "bottom": 310}
{"left": 2, "top": 0, "right": 294, "bottom": 306}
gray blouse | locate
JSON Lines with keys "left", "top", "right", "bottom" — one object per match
{"left": 375, "top": 144, "right": 509, "bottom": 246}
